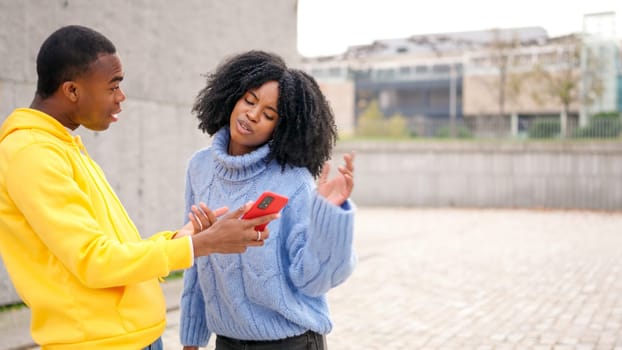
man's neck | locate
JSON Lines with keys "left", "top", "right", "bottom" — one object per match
{"left": 30, "top": 94, "right": 79, "bottom": 130}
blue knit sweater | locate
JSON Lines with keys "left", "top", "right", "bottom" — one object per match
{"left": 179, "top": 128, "right": 356, "bottom": 346}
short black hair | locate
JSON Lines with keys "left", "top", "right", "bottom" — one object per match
{"left": 35, "top": 25, "right": 116, "bottom": 98}
{"left": 193, "top": 50, "right": 338, "bottom": 178}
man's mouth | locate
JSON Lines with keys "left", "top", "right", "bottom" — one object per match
{"left": 111, "top": 110, "right": 121, "bottom": 121}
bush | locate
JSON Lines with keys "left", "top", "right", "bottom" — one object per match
{"left": 356, "top": 100, "right": 386, "bottom": 137}
{"left": 435, "top": 125, "right": 473, "bottom": 138}
{"left": 356, "top": 101, "right": 413, "bottom": 138}
{"left": 529, "top": 119, "right": 560, "bottom": 138}
{"left": 573, "top": 112, "right": 621, "bottom": 138}
{"left": 386, "top": 113, "right": 410, "bottom": 138}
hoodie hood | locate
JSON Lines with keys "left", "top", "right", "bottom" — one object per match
{"left": 0, "top": 108, "right": 73, "bottom": 144}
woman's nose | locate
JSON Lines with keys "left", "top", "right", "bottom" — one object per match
{"left": 247, "top": 107, "right": 259, "bottom": 121}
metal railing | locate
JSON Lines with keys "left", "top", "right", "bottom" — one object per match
{"left": 386, "top": 114, "right": 622, "bottom": 140}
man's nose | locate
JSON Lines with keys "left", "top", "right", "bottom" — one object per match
{"left": 116, "top": 87, "right": 127, "bottom": 103}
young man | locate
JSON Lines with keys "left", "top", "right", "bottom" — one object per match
{"left": 0, "top": 25, "right": 276, "bottom": 350}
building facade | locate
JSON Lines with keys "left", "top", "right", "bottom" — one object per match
{"left": 302, "top": 24, "right": 622, "bottom": 139}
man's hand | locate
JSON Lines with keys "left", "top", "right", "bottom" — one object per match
{"left": 191, "top": 203, "right": 279, "bottom": 257}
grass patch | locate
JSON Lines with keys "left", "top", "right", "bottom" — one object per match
{"left": 164, "top": 270, "right": 185, "bottom": 281}
{"left": 0, "top": 301, "right": 26, "bottom": 313}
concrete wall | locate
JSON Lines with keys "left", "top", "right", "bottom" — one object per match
{"left": 333, "top": 141, "right": 622, "bottom": 210}
{"left": 317, "top": 80, "right": 356, "bottom": 136}
{"left": 0, "top": 0, "right": 299, "bottom": 305}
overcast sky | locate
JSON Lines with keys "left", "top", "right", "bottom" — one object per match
{"left": 297, "top": 0, "right": 622, "bottom": 57}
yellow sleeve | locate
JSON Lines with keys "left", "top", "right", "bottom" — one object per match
{"left": 6, "top": 143, "right": 193, "bottom": 288}
{"left": 147, "top": 231, "right": 194, "bottom": 272}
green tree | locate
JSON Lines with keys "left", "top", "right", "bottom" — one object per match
{"left": 356, "top": 100, "right": 385, "bottom": 137}
{"left": 488, "top": 28, "right": 522, "bottom": 120}
{"left": 530, "top": 35, "right": 604, "bottom": 138}
{"left": 528, "top": 119, "right": 561, "bottom": 139}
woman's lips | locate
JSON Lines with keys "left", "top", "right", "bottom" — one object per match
{"left": 237, "top": 119, "right": 253, "bottom": 134}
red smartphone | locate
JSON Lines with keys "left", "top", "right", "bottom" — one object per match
{"left": 241, "top": 191, "right": 289, "bottom": 231}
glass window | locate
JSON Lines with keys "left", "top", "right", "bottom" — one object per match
{"left": 415, "top": 65, "right": 428, "bottom": 74}
{"left": 432, "top": 64, "right": 450, "bottom": 73}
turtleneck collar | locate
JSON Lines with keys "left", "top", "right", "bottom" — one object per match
{"left": 211, "top": 127, "right": 271, "bottom": 182}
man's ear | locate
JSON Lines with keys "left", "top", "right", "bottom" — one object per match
{"left": 61, "top": 81, "right": 79, "bottom": 102}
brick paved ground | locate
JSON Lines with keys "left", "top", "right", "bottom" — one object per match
{"left": 161, "top": 207, "right": 622, "bottom": 350}
{"left": 4, "top": 208, "right": 622, "bottom": 349}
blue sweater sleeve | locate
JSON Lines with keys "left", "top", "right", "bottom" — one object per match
{"left": 179, "top": 263, "right": 210, "bottom": 346}
{"left": 179, "top": 165, "right": 211, "bottom": 346}
{"left": 183, "top": 167, "right": 194, "bottom": 223}
{"left": 287, "top": 192, "right": 357, "bottom": 297}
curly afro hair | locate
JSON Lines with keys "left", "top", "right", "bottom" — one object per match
{"left": 192, "top": 50, "right": 338, "bottom": 178}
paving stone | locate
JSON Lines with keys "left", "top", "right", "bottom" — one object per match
{"left": 3, "top": 208, "right": 622, "bottom": 349}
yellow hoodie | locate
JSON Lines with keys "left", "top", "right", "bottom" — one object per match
{"left": 0, "top": 108, "right": 193, "bottom": 349}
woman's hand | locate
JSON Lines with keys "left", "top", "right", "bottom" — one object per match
{"left": 317, "top": 152, "right": 355, "bottom": 206}
{"left": 174, "top": 202, "right": 228, "bottom": 239}
{"left": 191, "top": 203, "right": 277, "bottom": 256}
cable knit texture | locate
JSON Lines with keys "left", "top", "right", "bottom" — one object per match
{"left": 179, "top": 128, "right": 356, "bottom": 346}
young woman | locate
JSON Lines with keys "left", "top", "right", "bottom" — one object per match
{"left": 180, "top": 51, "right": 356, "bottom": 350}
